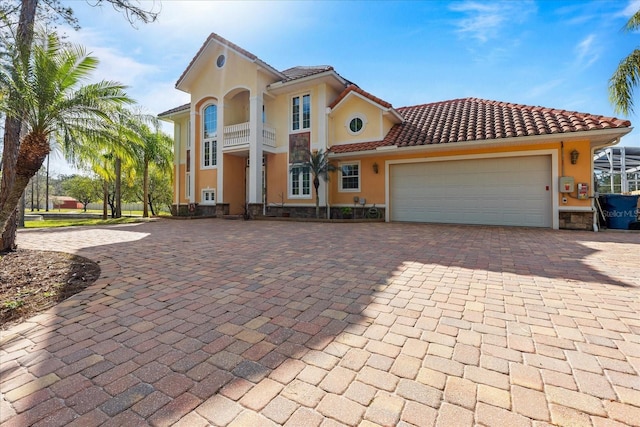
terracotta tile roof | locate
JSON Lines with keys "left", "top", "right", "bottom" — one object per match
{"left": 329, "top": 84, "right": 393, "bottom": 109}
{"left": 330, "top": 140, "right": 391, "bottom": 153}
{"left": 281, "top": 66, "right": 334, "bottom": 82}
{"left": 331, "top": 97, "right": 631, "bottom": 154}
{"left": 158, "top": 103, "right": 190, "bottom": 117}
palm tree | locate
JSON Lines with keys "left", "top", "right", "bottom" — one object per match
{"left": 609, "top": 9, "right": 640, "bottom": 115}
{"left": 135, "top": 124, "right": 173, "bottom": 217}
{"left": 0, "top": 30, "right": 132, "bottom": 238}
{"left": 291, "top": 148, "right": 336, "bottom": 218}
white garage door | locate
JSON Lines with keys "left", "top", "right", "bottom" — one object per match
{"left": 390, "top": 156, "right": 552, "bottom": 227}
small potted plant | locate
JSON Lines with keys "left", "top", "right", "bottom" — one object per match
{"left": 341, "top": 206, "right": 352, "bottom": 219}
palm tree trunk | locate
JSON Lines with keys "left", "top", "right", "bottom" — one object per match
{"left": 0, "top": 118, "right": 24, "bottom": 251}
{"left": 148, "top": 193, "right": 156, "bottom": 216}
{"left": 45, "top": 154, "right": 49, "bottom": 211}
{"left": 102, "top": 180, "right": 108, "bottom": 220}
{"left": 1, "top": 132, "right": 50, "bottom": 233}
{"left": 0, "top": 0, "right": 39, "bottom": 252}
{"left": 115, "top": 157, "right": 122, "bottom": 218}
{"left": 0, "top": 174, "right": 32, "bottom": 238}
{"left": 314, "top": 177, "right": 320, "bottom": 218}
{"left": 143, "top": 160, "right": 149, "bottom": 217}
{"left": 1, "top": 211, "right": 19, "bottom": 252}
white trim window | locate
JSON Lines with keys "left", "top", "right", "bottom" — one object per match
{"left": 202, "top": 104, "right": 217, "bottom": 168}
{"left": 339, "top": 161, "right": 360, "bottom": 192}
{"left": 346, "top": 114, "right": 366, "bottom": 136}
{"left": 186, "top": 172, "right": 191, "bottom": 198}
{"left": 290, "top": 165, "right": 311, "bottom": 198}
{"left": 201, "top": 189, "right": 216, "bottom": 205}
{"left": 292, "top": 94, "right": 310, "bottom": 131}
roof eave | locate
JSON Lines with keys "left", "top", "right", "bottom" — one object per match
{"left": 384, "top": 109, "right": 404, "bottom": 123}
{"left": 158, "top": 104, "right": 191, "bottom": 121}
{"left": 330, "top": 91, "right": 403, "bottom": 123}
{"left": 256, "top": 59, "right": 287, "bottom": 80}
{"left": 267, "top": 70, "right": 348, "bottom": 94}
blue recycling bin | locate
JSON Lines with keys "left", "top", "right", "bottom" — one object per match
{"left": 600, "top": 195, "right": 639, "bottom": 229}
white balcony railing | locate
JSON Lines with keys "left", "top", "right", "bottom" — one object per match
{"left": 222, "top": 122, "right": 276, "bottom": 149}
{"left": 223, "top": 122, "right": 250, "bottom": 147}
{"left": 262, "top": 125, "right": 276, "bottom": 147}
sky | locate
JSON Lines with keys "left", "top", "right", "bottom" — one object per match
{"left": 50, "top": 0, "right": 640, "bottom": 174}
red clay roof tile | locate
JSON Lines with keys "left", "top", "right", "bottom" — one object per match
{"left": 331, "top": 97, "right": 631, "bottom": 154}
{"left": 281, "top": 66, "right": 334, "bottom": 82}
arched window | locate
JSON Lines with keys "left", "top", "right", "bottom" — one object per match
{"left": 202, "top": 104, "right": 217, "bottom": 168}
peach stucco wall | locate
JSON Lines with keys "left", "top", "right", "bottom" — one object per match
{"left": 328, "top": 139, "right": 593, "bottom": 209}
{"left": 329, "top": 95, "right": 395, "bottom": 146}
{"left": 223, "top": 154, "right": 246, "bottom": 215}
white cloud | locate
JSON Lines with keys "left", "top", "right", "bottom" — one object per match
{"left": 620, "top": 0, "right": 640, "bottom": 17}
{"left": 61, "top": 27, "right": 158, "bottom": 86}
{"left": 145, "top": 1, "right": 313, "bottom": 47}
{"left": 575, "top": 34, "right": 600, "bottom": 69}
{"left": 449, "top": 0, "right": 535, "bottom": 43}
{"left": 524, "top": 79, "right": 565, "bottom": 100}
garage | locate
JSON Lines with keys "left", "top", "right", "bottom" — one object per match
{"left": 389, "top": 155, "right": 552, "bottom": 227}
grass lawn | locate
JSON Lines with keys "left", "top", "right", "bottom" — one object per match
{"left": 24, "top": 217, "right": 149, "bottom": 229}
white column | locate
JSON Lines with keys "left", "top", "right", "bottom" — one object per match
{"left": 248, "top": 95, "right": 263, "bottom": 204}
{"left": 316, "top": 85, "right": 328, "bottom": 208}
{"left": 189, "top": 110, "right": 197, "bottom": 203}
{"left": 217, "top": 101, "right": 224, "bottom": 203}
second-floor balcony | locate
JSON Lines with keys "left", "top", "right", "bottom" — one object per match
{"left": 223, "top": 122, "right": 276, "bottom": 150}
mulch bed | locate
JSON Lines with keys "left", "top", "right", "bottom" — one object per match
{"left": 0, "top": 249, "right": 100, "bottom": 329}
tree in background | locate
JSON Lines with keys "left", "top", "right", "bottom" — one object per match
{"left": 91, "top": 152, "right": 137, "bottom": 218}
{"left": 110, "top": 108, "right": 145, "bottom": 218}
{"left": 609, "top": 8, "right": 640, "bottom": 115}
{"left": 134, "top": 161, "right": 172, "bottom": 216}
{"left": 26, "top": 166, "right": 46, "bottom": 210}
{"left": 0, "top": 30, "right": 132, "bottom": 239}
{"left": 133, "top": 123, "right": 173, "bottom": 217}
{"left": 62, "top": 175, "right": 101, "bottom": 211}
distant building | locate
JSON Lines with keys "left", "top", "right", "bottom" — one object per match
{"left": 52, "top": 196, "right": 83, "bottom": 210}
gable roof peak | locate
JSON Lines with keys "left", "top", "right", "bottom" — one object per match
{"left": 330, "top": 84, "right": 394, "bottom": 110}
{"left": 176, "top": 32, "right": 284, "bottom": 89}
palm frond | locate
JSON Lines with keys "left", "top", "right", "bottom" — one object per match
{"left": 609, "top": 48, "right": 640, "bottom": 116}
{"left": 625, "top": 9, "right": 640, "bottom": 32}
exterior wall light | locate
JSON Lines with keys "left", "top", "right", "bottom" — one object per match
{"left": 570, "top": 149, "right": 579, "bottom": 164}
{"left": 372, "top": 162, "right": 379, "bottom": 174}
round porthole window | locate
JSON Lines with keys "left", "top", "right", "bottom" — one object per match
{"left": 347, "top": 115, "right": 365, "bottom": 135}
{"left": 216, "top": 54, "right": 226, "bottom": 68}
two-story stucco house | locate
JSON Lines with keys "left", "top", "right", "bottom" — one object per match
{"left": 159, "top": 33, "right": 631, "bottom": 230}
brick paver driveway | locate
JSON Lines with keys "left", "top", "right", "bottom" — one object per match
{"left": 1, "top": 220, "right": 639, "bottom": 427}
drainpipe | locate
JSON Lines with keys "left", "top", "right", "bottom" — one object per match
{"left": 325, "top": 105, "right": 331, "bottom": 219}
{"left": 176, "top": 123, "right": 181, "bottom": 215}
